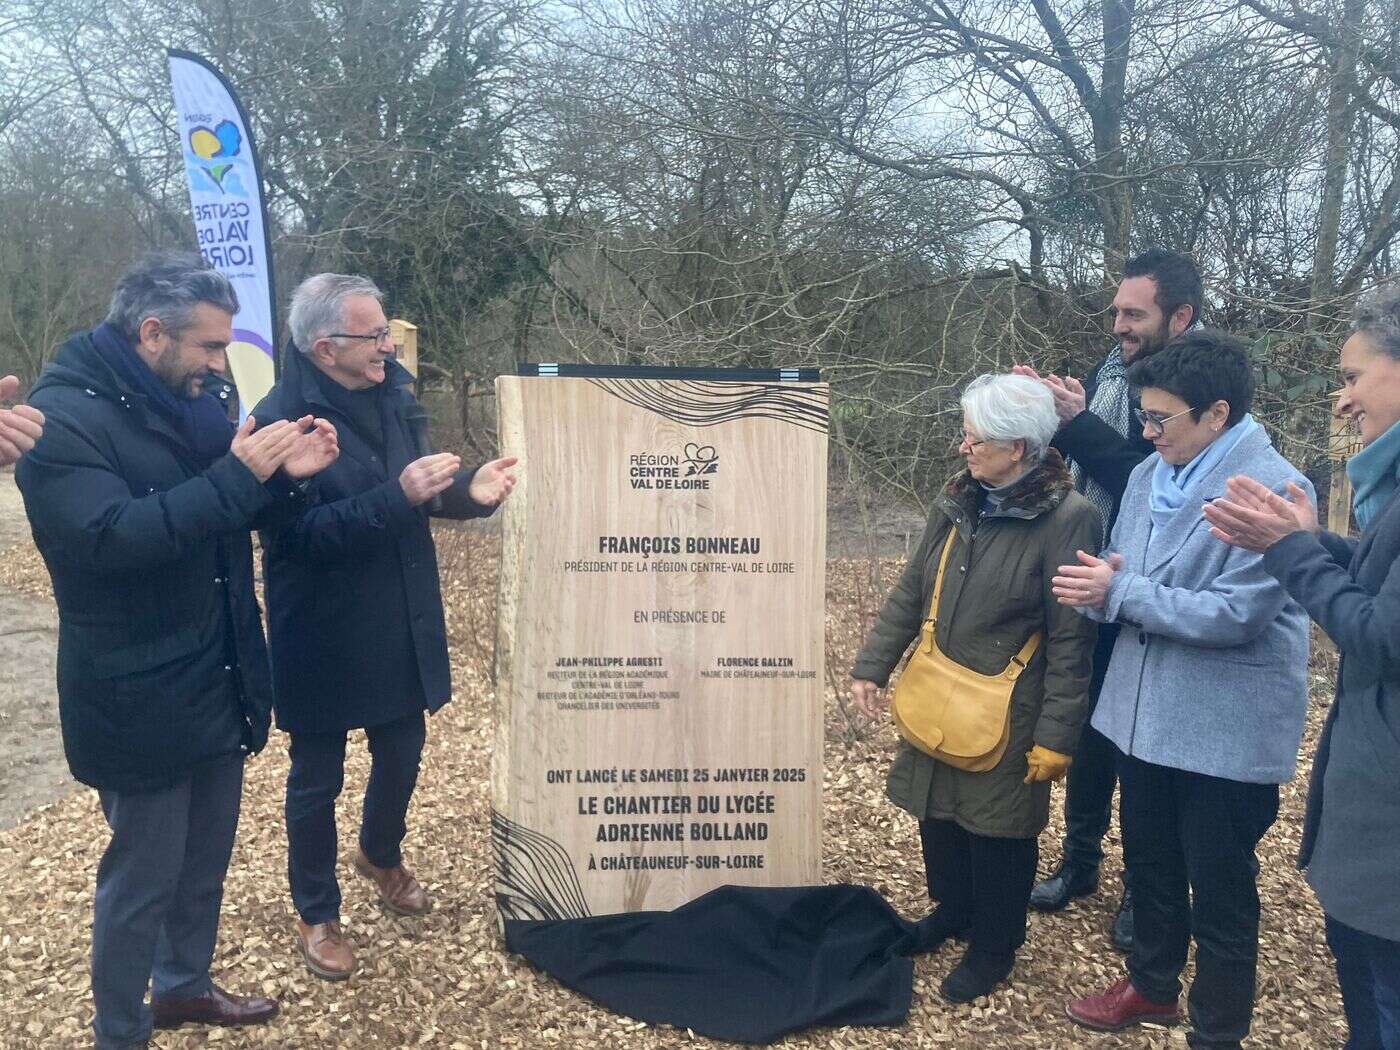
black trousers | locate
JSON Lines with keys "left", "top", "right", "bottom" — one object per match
{"left": 286, "top": 710, "right": 427, "bottom": 925}
{"left": 1061, "top": 630, "right": 1118, "bottom": 874}
{"left": 918, "top": 818, "right": 1038, "bottom": 963}
{"left": 1118, "top": 750, "right": 1279, "bottom": 1049}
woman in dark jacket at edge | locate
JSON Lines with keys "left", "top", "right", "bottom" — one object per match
{"left": 850, "top": 373, "right": 1100, "bottom": 1004}
{"left": 1206, "top": 282, "right": 1400, "bottom": 1050}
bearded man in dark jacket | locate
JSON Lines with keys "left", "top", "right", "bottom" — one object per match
{"left": 1013, "top": 248, "right": 1202, "bottom": 952}
{"left": 16, "top": 252, "right": 338, "bottom": 1050}
{"left": 253, "top": 273, "right": 516, "bottom": 981}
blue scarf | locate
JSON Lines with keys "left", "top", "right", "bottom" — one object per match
{"left": 1347, "top": 419, "right": 1400, "bottom": 531}
{"left": 1149, "top": 414, "right": 1261, "bottom": 531}
{"left": 92, "top": 322, "right": 235, "bottom": 467}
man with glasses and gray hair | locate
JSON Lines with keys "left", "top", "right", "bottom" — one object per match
{"left": 1013, "top": 248, "right": 1203, "bottom": 954}
{"left": 15, "top": 251, "right": 338, "bottom": 1049}
{"left": 254, "top": 273, "right": 517, "bottom": 980}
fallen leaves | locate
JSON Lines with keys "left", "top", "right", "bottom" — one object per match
{"left": 0, "top": 526, "right": 1345, "bottom": 1048}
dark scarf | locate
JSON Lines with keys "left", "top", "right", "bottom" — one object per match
{"left": 92, "top": 322, "right": 235, "bottom": 467}
{"left": 305, "top": 354, "right": 388, "bottom": 455}
{"left": 977, "top": 470, "right": 1030, "bottom": 518}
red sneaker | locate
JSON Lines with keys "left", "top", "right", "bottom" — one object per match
{"left": 1066, "top": 976, "right": 1180, "bottom": 1031}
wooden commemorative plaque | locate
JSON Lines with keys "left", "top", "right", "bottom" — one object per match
{"left": 492, "top": 365, "right": 827, "bottom": 918}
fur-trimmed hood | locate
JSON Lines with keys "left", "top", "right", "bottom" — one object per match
{"left": 941, "top": 447, "right": 1075, "bottom": 522}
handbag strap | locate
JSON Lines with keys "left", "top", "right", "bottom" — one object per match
{"left": 927, "top": 524, "right": 1042, "bottom": 674}
{"left": 1007, "top": 629, "right": 1040, "bottom": 676}
{"left": 927, "top": 528, "right": 957, "bottom": 625}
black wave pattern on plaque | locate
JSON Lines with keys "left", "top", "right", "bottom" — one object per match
{"left": 493, "top": 809, "right": 591, "bottom": 921}
{"left": 586, "top": 379, "right": 827, "bottom": 434}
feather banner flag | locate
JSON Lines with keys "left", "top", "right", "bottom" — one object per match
{"left": 167, "top": 50, "right": 278, "bottom": 417}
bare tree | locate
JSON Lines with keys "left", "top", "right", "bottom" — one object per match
{"left": 0, "top": 0, "right": 1396, "bottom": 495}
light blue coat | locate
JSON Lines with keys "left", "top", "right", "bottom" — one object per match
{"left": 1086, "top": 425, "right": 1312, "bottom": 784}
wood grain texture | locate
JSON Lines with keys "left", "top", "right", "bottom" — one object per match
{"left": 1328, "top": 414, "right": 1361, "bottom": 535}
{"left": 492, "top": 376, "right": 827, "bottom": 917}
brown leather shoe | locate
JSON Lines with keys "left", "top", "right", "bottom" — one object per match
{"left": 296, "top": 919, "right": 356, "bottom": 981}
{"left": 353, "top": 847, "right": 431, "bottom": 916}
{"left": 152, "top": 983, "right": 279, "bottom": 1029}
{"left": 1067, "top": 976, "right": 1180, "bottom": 1031}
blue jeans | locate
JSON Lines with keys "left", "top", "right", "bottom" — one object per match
{"left": 285, "top": 710, "right": 427, "bottom": 924}
{"left": 1327, "top": 914, "right": 1400, "bottom": 1050}
{"left": 92, "top": 754, "right": 244, "bottom": 1050}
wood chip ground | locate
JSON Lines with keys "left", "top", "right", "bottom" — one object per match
{"left": 0, "top": 526, "right": 1345, "bottom": 1048}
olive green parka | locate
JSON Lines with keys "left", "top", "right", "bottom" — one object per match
{"left": 851, "top": 450, "right": 1100, "bottom": 838}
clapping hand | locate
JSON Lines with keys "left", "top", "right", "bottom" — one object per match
{"left": 1203, "top": 475, "right": 1317, "bottom": 553}
{"left": 469, "top": 456, "right": 519, "bottom": 507}
{"left": 1010, "top": 365, "right": 1086, "bottom": 422}
{"left": 0, "top": 375, "right": 44, "bottom": 466}
{"left": 230, "top": 416, "right": 308, "bottom": 482}
{"left": 400, "top": 452, "right": 462, "bottom": 507}
{"left": 1043, "top": 374, "right": 1087, "bottom": 420}
{"left": 1052, "top": 549, "right": 1124, "bottom": 608}
{"left": 282, "top": 418, "right": 339, "bottom": 479}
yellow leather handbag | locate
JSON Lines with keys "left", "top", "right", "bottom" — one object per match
{"left": 890, "top": 530, "right": 1040, "bottom": 772}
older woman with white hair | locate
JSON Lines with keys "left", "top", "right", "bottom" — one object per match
{"left": 851, "top": 373, "right": 1100, "bottom": 1004}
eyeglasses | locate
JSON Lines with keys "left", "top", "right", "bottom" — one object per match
{"left": 328, "top": 327, "right": 394, "bottom": 347}
{"left": 1134, "top": 405, "right": 1197, "bottom": 437}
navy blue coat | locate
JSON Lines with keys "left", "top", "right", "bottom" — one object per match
{"left": 16, "top": 331, "right": 296, "bottom": 793}
{"left": 1264, "top": 490, "right": 1400, "bottom": 940}
{"left": 253, "top": 349, "right": 494, "bottom": 735}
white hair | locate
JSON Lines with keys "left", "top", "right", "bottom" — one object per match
{"left": 959, "top": 373, "right": 1060, "bottom": 463}
{"left": 287, "top": 273, "right": 383, "bottom": 353}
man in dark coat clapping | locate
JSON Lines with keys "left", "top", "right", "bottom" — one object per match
{"left": 1012, "top": 248, "right": 1202, "bottom": 953}
{"left": 16, "top": 252, "right": 339, "bottom": 1049}
{"left": 254, "top": 273, "right": 516, "bottom": 980}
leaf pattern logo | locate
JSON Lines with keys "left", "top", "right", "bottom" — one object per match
{"left": 682, "top": 443, "right": 720, "bottom": 477}
{"left": 188, "top": 120, "right": 243, "bottom": 193}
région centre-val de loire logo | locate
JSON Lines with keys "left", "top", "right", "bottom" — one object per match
{"left": 182, "top": 113, "right": 260, "bottom": 270}
{"left": 628, "top": 444, "right": 721, "bottom": 490}
{"left": 187, "top": 119, "right": 247, "bottom": 197}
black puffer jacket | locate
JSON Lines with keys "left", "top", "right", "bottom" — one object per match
{"left": 16, "top": 330, "right": 300, "bottom": 793}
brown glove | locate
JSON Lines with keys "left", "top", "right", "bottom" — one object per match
{"left": 1023, "top": 745, "right": 1072, "bottom": 784}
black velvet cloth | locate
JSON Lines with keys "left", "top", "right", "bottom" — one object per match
{"left": 504, "top": 884, "right": 918, "bottom": 1044}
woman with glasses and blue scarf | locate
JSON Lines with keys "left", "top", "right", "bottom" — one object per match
{"left": 1050, "top": 331, "right": 1313, "bottom": 1050}
{"left": 1206, "top": 283, "right": 1400, "bottom": 1050}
